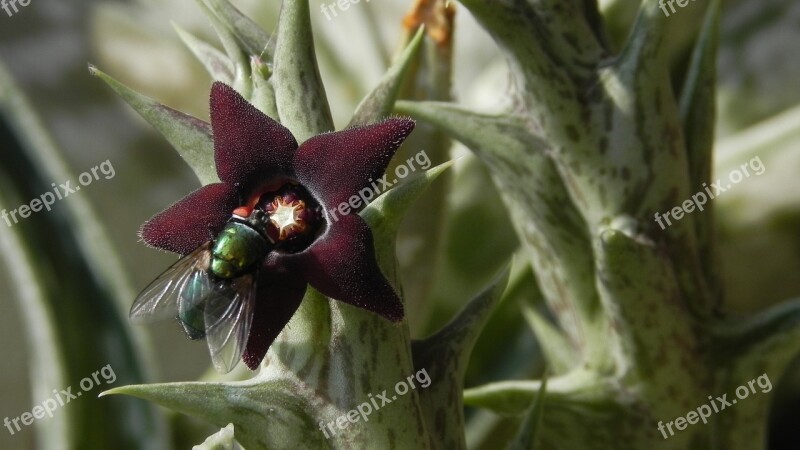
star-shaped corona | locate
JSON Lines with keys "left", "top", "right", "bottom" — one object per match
{"left": 265, "top": 191, "right": 309, "bottom": 241}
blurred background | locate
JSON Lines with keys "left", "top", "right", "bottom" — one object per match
{"left": 1, "top": 0, "right": 799, "bottom": 448}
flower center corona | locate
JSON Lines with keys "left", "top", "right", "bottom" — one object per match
{"left": 266, "top": 196, "right": 307, "bottom": 241}
{"left": 235, "top": 184, "right": 322, "bottom": 252}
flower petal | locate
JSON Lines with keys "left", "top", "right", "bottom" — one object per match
{"left": 289, "top": 214, "right": 404, "bottom": 322}
{"left": 293, "top": 118, "right": 415, "bottom": 210}
{"left": 242, "top": 267, "right": 307, "bottom": 370}
{"left": 139, "top": 183, "right": 238, "bottom": 255}
{"left": 210, "top": 82, "right": 298, "bottom": 189}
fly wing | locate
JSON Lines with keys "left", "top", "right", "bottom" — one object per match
{"left": 129, "top": 243, "right": 212, "bottom": 324}
{"left": 203, "top": 274, "right": 257, "bottom": 373}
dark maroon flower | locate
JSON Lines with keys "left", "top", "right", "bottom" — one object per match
{"left": 140, "top": 82, "right": 415, "bottom": 369}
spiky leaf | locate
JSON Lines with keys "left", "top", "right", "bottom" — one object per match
{"left": 89, "top": 66, "right": 218, "bottom": 185}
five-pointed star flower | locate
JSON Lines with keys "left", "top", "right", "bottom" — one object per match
{"left": 138, "top": 82, "right": 415, "bottom": 369}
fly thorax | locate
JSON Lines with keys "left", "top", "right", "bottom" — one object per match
{"left": 210, "top": 220, "right": 271, "bottom": 279}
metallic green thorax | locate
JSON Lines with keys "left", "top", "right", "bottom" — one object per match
{"left": 210, "top": 220, "right": 272, "bottom": 279}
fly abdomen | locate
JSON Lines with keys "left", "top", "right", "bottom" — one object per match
{"left": 179, "top": 273, "right": 210, "bottom": 339}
